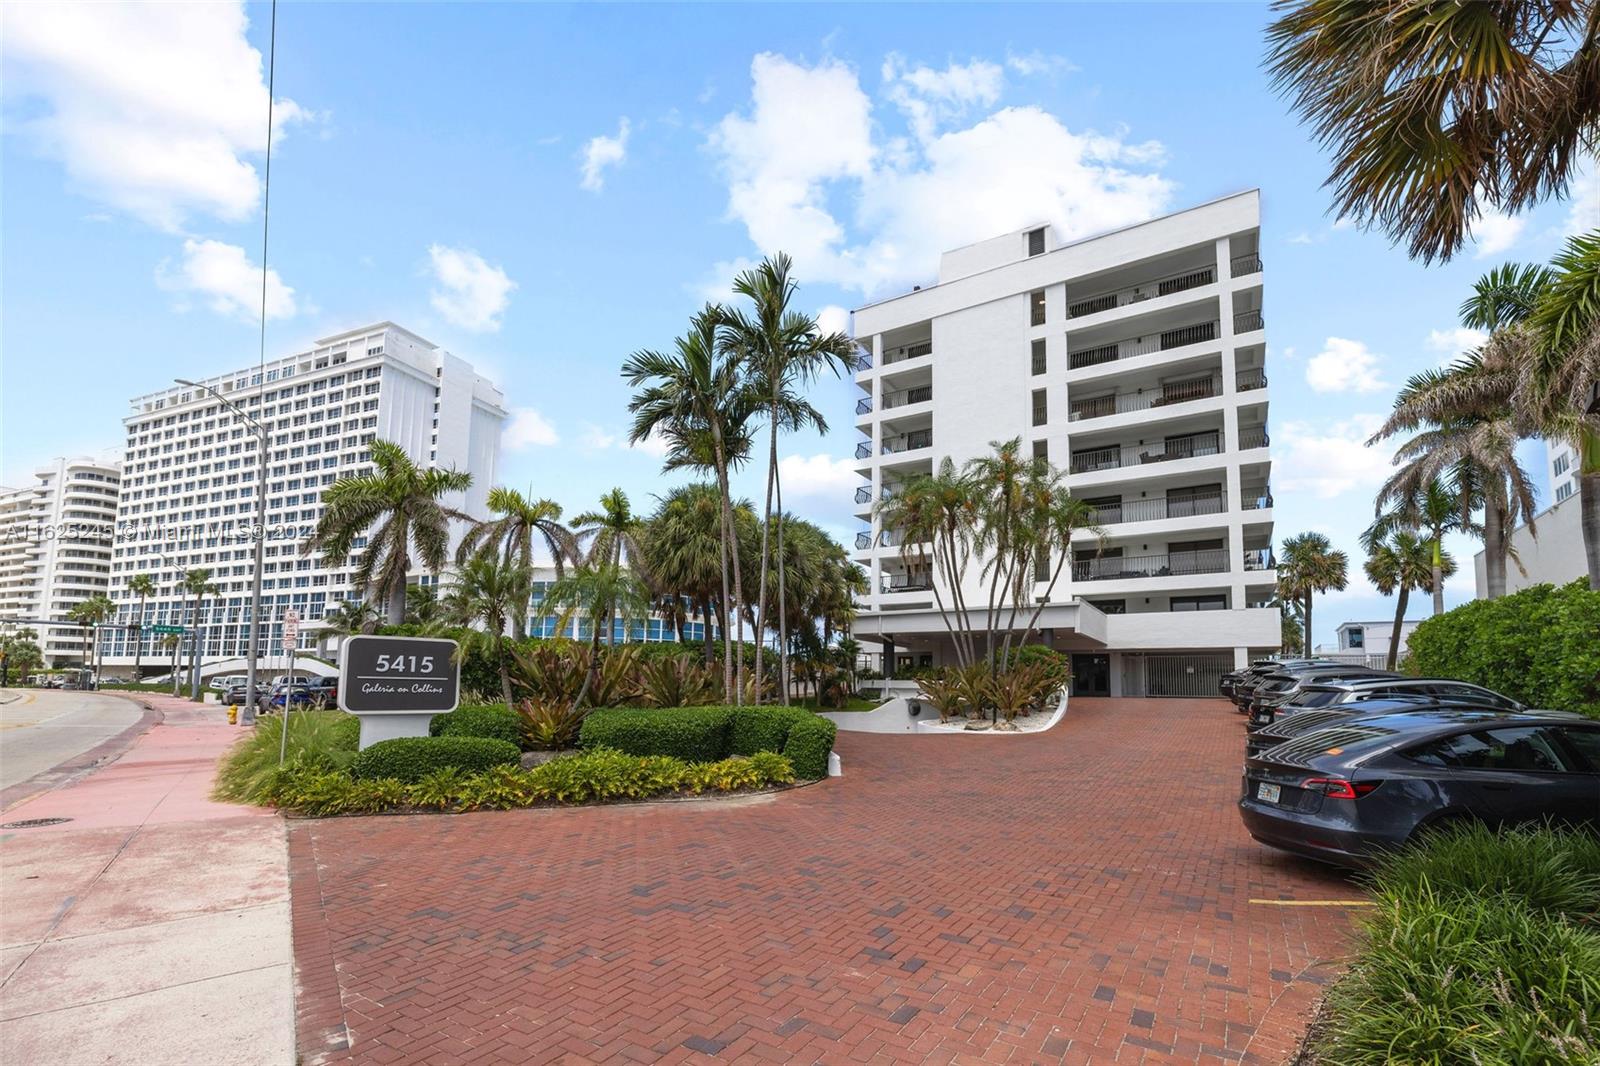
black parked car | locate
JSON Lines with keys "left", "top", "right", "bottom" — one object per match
{"left": 1248, "top": 676, "right": 1523, "bottom": 730}
{"left": 1243, "top": 698, "right": 1439, "bottom": 759}
{"left": 1243, "top": 666, "right": 1401, "bottom": 724}
{"left": 1239, "top": 709, "right": 1600, "bottom": 866}
{"left": 224, "top": 681, "right": 269, "bottom": 707}
{"left": 1227, "top": 658, "right": 1344, "bottom": 711}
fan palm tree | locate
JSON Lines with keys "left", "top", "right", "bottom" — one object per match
{"left": 1364, "top": 478, "right": 1478, "bottom": 615}
{"left": 303, "top": 439, "right": 473, "bottom": 625}
{"left": 436, "top": 555, "right": 529, "bottom": 708}
{"left": 1266, "top": 2, "right": 1599, "bottom": 263}
{"left": 723, "top": 254, "right": 861, "bottom": 702}
{"left": 644, "top": 483, "right": 750, "bottom": 664}
{"left": 455, "top": 487, "right": 577, "bottom": 638}
{"left": 623, "top": 306, "right": 760, "bottom": 702}
{"left": 1277, "top": 532, "right": 1348, "bottom": 651}
{"left": 1363, "top": 529, "right": 1454, "bottom": 670}
{"left": 126, "top": 572, "right": 157, "bottom": 681}
{"left": 572, "top": 488, "right": 649, "bottom": 647}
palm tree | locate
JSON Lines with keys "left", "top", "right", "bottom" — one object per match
{"left": 437, "top": 555, "right": 528, "bottom": 708}
{"left": 1277, "top": 532, "right": 1348, "bottom": 652}
{"left": 303, "top": 439, "right": 473, "bottom": 624}
{"left": 403, "top": 582, "right": 442, "bottom": 627}
{"left": 1267, "top": 2, "right": 1598, "bottom": 263}
{"left": 180, "top": 569, "right": 218, "bottom": 694}
{"left": 68, "top": 594, "right": 115, "bottom": 681}
{"left": 876, "top": 457, "right": 981, "bottom": 669}
{"left": 540, "top": 561, "right": 650, "bottom": 711}
{"left": 320, "top": 598, "right": 381, "bottom": 659}
{"left": 126, "top": 572, "right": 157, "bottom": 681}
{"left": 644, "top": 484, "right": 747, "bottom": 664}
{"left": 1363, "top": 529, "right": 1453, "bottom": 670}
{"left": 455, "top": 487, "right": 578, "bottom": 638}
{"left": 723, "top": 254, "right": 861, "bottom": 703}
{"left": 623, "top": 307, "right": 760, "bottom": 702}
{"left": 1365, "top": 479, "right": 1478, "bottom": 616}
{"left": 572, "top": 488, "right": 649, "bottom": 646}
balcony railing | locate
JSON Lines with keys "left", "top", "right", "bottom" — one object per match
{"left": 1239, "top": 426, "right": 1270, "bottom": 450}
{"left": 1086, "top": 492, "right": 1227, "bottom": 526}
{"left": 882, "top": 385, "right": 932, "bottom": 409}
{"left": 855, "top": 441, "right": 872, "bottom": 460}
{"left": 1068, "top": 430, "right": 1222, "bottom": 474}
{"left": 1236, "top": 369, "right": 1267, "bottom": 392}
{"left": 881, "top": 576, "right": 933, "bottom": 593}
{"left": 857, "top": 352, "right": 873, "bottom": 369}
{"left": 1234, "top": 310, "right": 1264, "bottom": 333}
{"left": 1067, "top": 264, "right": 1215, "bottom": 319}
{"left": 883, "top": 341, "right": 932, "bottom": 366}
{"left": 1242, "top": 490, "right": 1273, "bottom": 510}
{"left": 855, "top": 532, "right": 872, "bottom": 550}
{"left": 1068, "top": 375, "right": 1220, "bottom": 421}
{"left": 856, "top": 397, "right": 872, "bottom": 415}
{"left": 854, "top": 486, "right": 872, "bottom": 505}
{"left": 1072, "top": 549, "right": 1230, "bottom": 582}
{"left": 1243, "top": 548, "right": 1276, "bottom": 571}
{"left": 1230, "top": 254, "right": 1263, "bottom": 278}
{"left": 1068, "top": 319, "right": 1220, "bottom": 370}
{"left": 882, "top": 430, "right": 933, "bottom": 454}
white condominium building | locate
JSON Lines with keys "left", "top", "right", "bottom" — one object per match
{"left": 0, "top": 457, "right": 122, "bottom": 667}
{"left": 850, "top": 191, "right": 1278, "bottom": 697}
{"left": 1548, "top": 438, "right": 1578, "bottom": 505}
{"left": 104, "top": 323, "right": 507, "bottom": 673}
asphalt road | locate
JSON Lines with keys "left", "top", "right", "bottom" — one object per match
{"left": 0, "top": 689, "right": 143, "bottom": 796}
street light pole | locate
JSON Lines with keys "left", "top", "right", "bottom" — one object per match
{"left": 177, "top": 379, "right": 270, "bottom": 723}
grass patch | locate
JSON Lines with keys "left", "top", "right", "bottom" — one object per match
{"left": 794, "top": 695, "right": 882, "bottom": 712}
{"left": 213, "top": 711, "right": 360, "bottom": 804}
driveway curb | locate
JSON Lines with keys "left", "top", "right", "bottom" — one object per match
{"left": 0, "top": 693, "right": 164, "bottom": 814}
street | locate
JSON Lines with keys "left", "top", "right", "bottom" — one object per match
{"left": 0, "top": 690, "right": 144, "bottom": 798}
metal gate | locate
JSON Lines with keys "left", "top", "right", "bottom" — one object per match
{"left": 1122, "top": 653, "right": 1235, "bottom": 697}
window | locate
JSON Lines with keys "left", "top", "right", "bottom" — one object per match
{"left": 1170, "top": 595, "right": 1226, "bottom": 612}
{"left": 1556, "top": 481, "right": 1575, "bottom": 502}
{"left": 1029, "top": 289, "right": 1046, "bottom": 326}
{"left": 1031, "top": 338, "right": 1047, "bottom": 376}
{"left": 1406, "top": 727, "right": 1575, "bottom": 772}
{"left": 1086, "top": 599, "right": 1125, "bottom": 615}
{"left": 1032, "top": 439, "right": 1049, "bottom": 462}
{"left": 1554, "top": 453, "right": 1570, "bottom": 476}
{"left": 1026, "top": 227, "right": 1045, "bottom": 257}
{"left": 1557, "top": 726, "right": 1600, "bottom": 770}
{"left": 1031, "top": 388, "right": 1048, "bottom": 426}
{"left": 1346, "top": 627, "right": 1365, "bottom": 649}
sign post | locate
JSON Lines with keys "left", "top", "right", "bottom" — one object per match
{"left": 278, "top": 609, "right": 302, "bottom": 764}
{"left": 337, "top": 635, "right": 460, "bottom": 748}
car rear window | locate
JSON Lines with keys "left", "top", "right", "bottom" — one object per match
{"left": 1262, "top": 725, "right": 1401, "bottom": 767}
{"left": 1405, "top": 727, "right": 1576, "bottom": 772}
{"left": 1294, "top": 689, "right": 1343, "bottom": 708}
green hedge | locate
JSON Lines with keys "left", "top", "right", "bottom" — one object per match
{"left": 1406, "top": 580, "right": 1600, "bottom": 716}
{"left": 429, "top": 705, "right": 522, "bottom": 748}
{"left": 579, "top": 704, "right": 835, "bottom": 778}
{"left": 350, "top": 736, "right": 519, "bottom": 783}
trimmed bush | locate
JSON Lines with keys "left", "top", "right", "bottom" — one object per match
{"left": 728, "top": 706, "right": 810, "bottom": 757}
{"left": 1405, "top": 579, "right": 1600, "bottom": 716}
{"left": 579, "top": 706, "right": 732, "bottom": 762}
{"left": 781, "top": 715, "right": 836, "bottom": 779}
{"left": 429, "top": 705, "right": 522, "bottom": 748}
{"left": 350, "top": 736, "right": 519, "bottom": 783}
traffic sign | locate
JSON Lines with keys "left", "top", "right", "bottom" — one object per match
{"left": 149, "top": 624, "right": 187, "bottom": 635}
{"left": 281, "top": 608, "right": 301, "bottom": 651}
{"left": 338, "top": 635, "right": 460, "bottom": 715}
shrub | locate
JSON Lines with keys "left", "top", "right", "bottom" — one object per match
{"left": 637, "top": 654, "right": 717, "bottom": 708}
{"left": 349, "top": 736, "right": 519, "bottom": 783}
{"left": 1370, "top": 821, "right": 1600, "bottom": 920}
{"left": 1405, "top": 579, "right": 1600, "bottom": 716}
{"left": 516, "top": 698, "right": 590, "bottom": 751}
{"left": 781, "top": 715, "right": 836, "bottom": 779}
{"left": 429, "top": 705, "right": 522, "bottom": 748}
{"left": 214, "top": 711, "right": 360, "bottom": 803}
{"left": 727, "top": 705, "right": 810, "bottom": 756}
{"left": 579, "top": 706, "right": 733, "bottom": 762}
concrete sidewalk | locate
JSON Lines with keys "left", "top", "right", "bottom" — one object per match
{"left": 1, "top": 694, "right": 294, "bottom": 1065}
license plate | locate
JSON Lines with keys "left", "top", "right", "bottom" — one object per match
{"left": 1256, "top": 782, "right": 1281, "bottom": 803}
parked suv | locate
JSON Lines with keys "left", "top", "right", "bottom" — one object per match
{"left": 1239, "top": 708, "right": 1600, "bottom": 866}
{"left": 1244, "top": 667, "right": 1401, "bottom": 725}
{"left": 1227, "top": 659, "right": 1345, "bottom": 711}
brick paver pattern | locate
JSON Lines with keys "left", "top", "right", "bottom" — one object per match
{"left": 289, "top": 698, "right": 1357, "bottom": 1065}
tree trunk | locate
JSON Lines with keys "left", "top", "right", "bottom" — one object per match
{"left": 133, "top": 594, "right": 146, "bottom": 681}
{"left": 774, "top": 461, "right": 790, "bottom": 706}
{"left": 1430, "top": 535, "right": 1445, "bottom": 615}
{"left": 1483, "top": 503, "right": 1507, "bottom": 598}
{"left": 499, "top": 647, "right": 514, "bottom": 710}
{"left": 699, "top": 597, "right": 714, "bottom": 664}
{"left": 712, "top": 429, "right": 745, "bottom": 707}
{"left": 1386, "top": 585, "right": 1408, "bottom": 671}
{"left": 753, "top": 416, "right": 776, "bottom": 705}
{"left": 513, "top": 540, "right": 531, "bottom": 641}
{"left": 386, "top": 581, "right": 406, "bottom": 626}
{"left": 1303, "top": 590, "right": 1313, "bottom": 655}
{"left": 1580, "top": 468, "right": 1600, "bottom": 592}
{"left": 571, "top": 627, "right": 603, "bottom": 713}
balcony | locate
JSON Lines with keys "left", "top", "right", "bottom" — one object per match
{"left": 882, "top": 385, "right": 932, "bottom": 409}
{"left": 1069, "top": 319, "right": 1219, "bottom": 370}
{"left": 1244, "top": 547, "right": 1277, "bottom": 571}
{"left": 1068, "top": 265, "right": 1214, "bottom": 319}
{"left": 881, "top": 575, "right": 933, "bottom": 593}
{"left": 1073, "top": 549, "right": 1230, "bottom": 582}
{"left": 1236, "top": 368, "right": 1267, "bottom": 392}
{"left": 882, "top": 430, "right": 932, "bottom": 455}
{"left": 856, "top": 397, "right": 872, "bottom": 416}
{"left": 882, "top": 341, "right": 932, "bottom": 366}
{"left": 1242, "top": 488, "right": 1273, "bottom": 510}
{"left": 1069, "top": 430, "right": 1221, "bottom": 474}
{"left": 1230, "top": 253, "right": 1263, "bottom": 278}
{"left": 1239, "top": 426, "right": 1270, "bottom": 450}
{"left": 855, "top": 441, "right": 872, "bottom": 460}
{"left": 854, "top": 485, "right": 872, "bottom": 505}
{"left": 1085, "top": 491, "right": 1227, "bottom": 526}
{"left": 1233, "top": 310, "right": 1264, "bottom": 333}
{"left": 1068, "top": 375, "right": 1220, "bottom": 422}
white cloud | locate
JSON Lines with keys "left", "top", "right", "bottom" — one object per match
{"left": 1, "top": 1, "right": 311, "bottom": 230}
{"left": 577, "top": 422, "right": 673, "bottom": 459}
{"left": 580, "top": 424, "right": 619, "bottom": 450}
{"left": 156, "top": 238, "right": 296, "bottom": 321}
{"left": 882, "top": 54, "right": 1005, "bottom": 142}
{"left": 1425, "top": 326, "right": 1488, "bottom": 366}
{"left": 1305, "top": 336, "right": 1388, "bottom": 394}
{"left": 1287, "top": 231, "right": 1316, "bottom": 245}
{"left": 816, "top": 304, "right": 851, "bottom": 337}
{"left": 427, "top": 244, "right": 516, "bottom": 332}
{"left": 579, "top": 118, "right": 630, "bottom": 192}
{"left": 1566, "top": 164, "right": 1600, "bottom": 232}
{"left": 1005, "top": 51, "right": 1075, "bottom": 77}
{"left": 708, "top": 53, "right": 1172, "bottom": 297}
{"left": 1471, "top": 211, "right": 1526, "bottom": 258}
{"left": 504, "top": 409, "right": 559, "bottom": 450}
{"left": 778, "top": 453, "right": 860, "bottom": 499}
{"left": 1273, "top": 414, "right": 1395, "bottom": 499}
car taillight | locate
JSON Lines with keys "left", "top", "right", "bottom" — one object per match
{"left": 1302, "top": 777, "right": 1380, "bottom": 800}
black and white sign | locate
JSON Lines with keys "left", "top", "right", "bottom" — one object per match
{"left": 337, "top": 635, "right": 460, "bottom": 714}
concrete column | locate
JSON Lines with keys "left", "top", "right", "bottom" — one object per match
{"left": 1233, "top": 646, "right": 1249, "bottom": 670}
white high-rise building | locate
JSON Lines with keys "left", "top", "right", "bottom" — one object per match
{"left": 1548, "top": 439, "right": 1578, "bottom": 505}
{"left": 849, "top": 191, "right": 1278, "bottom": 696}
{"left": 103, "top": 323, "right": 507, "bottom": 674}
{"left": 0, "top": 457, "right": 122, "bottom": 667}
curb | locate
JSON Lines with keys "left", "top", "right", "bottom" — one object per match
{"left": 0, "top": 693, "right": 165, "bottom": 814}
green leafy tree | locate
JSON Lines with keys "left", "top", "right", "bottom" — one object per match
{"left": 126, "top": 572, "right": 157, "bottom": 681}
{"left": 321, "top": 598, "right": 381, "bottom": 660}
{"left": 644, "top": 483, "right": 753, "bottom": 664}
{"left": 1267, "top": 1, "right": 1598, "bottom": 263}
{"left": 1, "top": 627, "right": 42, "bottom": 683}
{"left": 1363, "top": 529, "right": 1454, "bottom": 670}
{"left": 455, "top": 487, "right": 577, "bottom": 638}
{"left": 1366, "top": 478, "right": 1479, "bottom": 616}
{"left": 68, "top": 594, "right": 116, "bottom": 677}
{"left": 303, "top": 439, "right": 473, "bottom": 625}
{"left": 572, "top": 488, "right": 650, "bottom": 647}
{"left": 1278, "top": 532, "right": 1348, "bottom": 652}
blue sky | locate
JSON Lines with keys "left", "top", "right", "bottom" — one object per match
{"left": 2, "top": 2, "right": 1592, "bottom": 645}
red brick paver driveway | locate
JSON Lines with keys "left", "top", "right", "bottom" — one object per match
{"left": 289, "top": 699, "right": 1357, "bottom": 1065}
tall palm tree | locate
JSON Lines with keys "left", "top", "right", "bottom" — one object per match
{"left": 572, "top": 489, "right": 649, "bottom": 646}
{"left": 1365, "top": 479, "right": 1478, "bottom": 615}
{"left": 437, "top": 555, "right": 528, "bottom": 708}
{"left": 876, "top": 457, "right": 981, "bottom": 669}
{"left": 180, "top": 569, "right": 218, "bottom": 694}
{"left": 455, "top": 487, "right": 578, "bottom": 638}
{"left": 1363, "top": 529, "right": 1453, "bottom": 670}
{"left": 644, "top": 484, "right": 749, "bottom": 664}
{"left": 1277, "top": 532, "right": 1348, "bottom": 652}
{"left": 303, "top": 439, "right": 473, "bottom": 624}
{"left": 623, "top": 306, "right": 760, "bottom": 702}
{"left": 723, "top": 254, "right": 861, "bottom": 703}
{"left": 1267, "top": 2, "right": 1599, "bottom": 263}
{"left": 68, "top": 594, "right": 115, "bottom": 680}
{"left": 966, "top": 438, "right": 1035, "bottom": 668}
{"left": 126, "top": 572, "right": 157, "bottom": 681}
